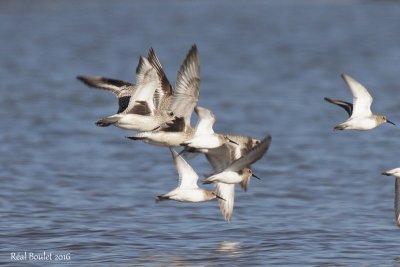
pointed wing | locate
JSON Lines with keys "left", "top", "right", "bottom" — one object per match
{"left": 125, "top": 57, "right": 158, "bottom": 114}
{"left": 135, "top": 56, "right": 153, "bottom": 86}
{"left": 147, "top": 47, "right": 174, "bottom": 110}
{"left": 77, "top": 76, "right": 134, "bottom": 96}
{"left": 169, "top": 44, "right": 200, "bottom": 127}
{"left": 215, "top": 183, "right": 235, "bottom": 222}
{"left": 77, "top": 76, "right": 134, "bottom": 113}
{"left": 341, "top": 74, "right": 373, "bottom": 118}
{"left": 170, "top": 148, "right": 199, "bottom": 189}
{"left": 193, "top": 106, "right": 216, "bottom": 135}
{"left": 226, "top": 135, "right": 271, "bottom": 172}
{"left": 395, "top": 178, "right": 400, "bottom": 226}
{"left": 324, "top": 97, "right": 353, "bottom": 117}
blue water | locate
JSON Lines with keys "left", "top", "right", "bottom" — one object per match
{"left": 1, "top": 0, "right": 400, "bottom": 266}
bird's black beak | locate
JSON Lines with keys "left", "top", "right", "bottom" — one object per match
{"left": 382, "top": 172, "right": 390, "bottom": 176}
{"left": 252, "top": 173, "right": 261, "bottom": 180}
{"left": 228, "top": 138, "right": 239, "bottom": 145}
{"left": 215, "top": 194, "right": 226, "bottom": 201}
{"left": 387, "top": 119, "right": 396, "bottom": 126}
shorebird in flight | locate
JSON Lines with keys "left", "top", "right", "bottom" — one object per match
{"left": 156, "top": 148, "right": 224, "bottom": 203}
{"left": 325, "top": 74, "right": 395, "bottom": 130}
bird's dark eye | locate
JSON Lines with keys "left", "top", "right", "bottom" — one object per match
{"left": 169, "top": 111, "right": 174, "bottom": 116}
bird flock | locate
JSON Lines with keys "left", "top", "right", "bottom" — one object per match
{"left": 77, "top": 45, "right": 271, "bottom": 222}
{"left": 78, "top": 44, "right": 399, "bottom": 225}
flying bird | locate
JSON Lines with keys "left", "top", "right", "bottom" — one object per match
{"left": 325, "top": 74, "right": 395, "bottom": 130}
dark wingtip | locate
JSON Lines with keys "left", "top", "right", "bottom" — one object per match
{"left": 76, "top": 75, "right": 92, "bottom": 86}
{"left": 126, "top": 136, "right": 143, "bottom": 140}
{"left": 334, "top": 125, "right": 344, "bottom": 130}
{"left": 324, "top": 97, "right": 337, "bottom": 104}
{"left": 155, "top": 195, "right": 169, "bottom": 203}
{"left": 95, "top": 119, "right": 111, "bottom": 127}
{"left": 148, "top": 47, "right": 155, "bottom": 58}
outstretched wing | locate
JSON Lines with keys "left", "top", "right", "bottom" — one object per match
{"left": 205, "top": 143, "right": 235, "bottom": 172}
{"left": 215, "top": 183, "right": 235, "bottom": 222}
{"left": 125, "top": 57, "right": 158, "bottom": 115}
{"left": 170, "top": 148, "right": 199, "bottom": 189}
{"left": 193, "top": 106, "right": 216, "bottom": 135}
{"left": 77, "top": 76, "right": 134, "bottom": 113}
{"left": 341, "top": 74, "right": 373, "bottom": 118}
{"left": 77, "top": 76, "right": 134, "bottom": 96}
{"left": 324, "top": 97, "right": 353, "bottom": 117}
{"left": 147, "top": 47, "right": 174, "bottom": 110}
{"left": 169, "top": 45, "right": 200, "bottom": 128}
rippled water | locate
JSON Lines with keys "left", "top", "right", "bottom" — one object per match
{"left": 2, "top": 0, "right": 400, "bottom": 266}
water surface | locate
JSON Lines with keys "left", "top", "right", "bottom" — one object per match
{"left": 1, "top": 0, "right": 400, "bottom": 266}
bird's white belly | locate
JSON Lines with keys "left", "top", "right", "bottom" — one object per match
{"left": 143, "top": 131, "right": 194, "bottom": 147}
{"left": 187, "top": 135, "right": 222, "bottom": 149}
{"left": 209, "top": 171, "right": 243, "bottom": 184}
{"left": 170, "top": 189, "right": 207, "bottom": 202}
{"left": 345, "top": 117, "right": 378, "bottom": 130}
{"left": 116, "top": 114, "right": 160, "bottom": 131}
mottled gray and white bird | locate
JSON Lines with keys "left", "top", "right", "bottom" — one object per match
{"left": 95, "top": 49, "right": 176, "bottom": 131}
{"left": 127, "top": 44, "right": 200, "bottom": 146}
{"left": 78, "top": 48, "right": 175, "bottom": 131}
{"left": 325, "top": 74, "right": 395, "bottom": 130}
{"left": 382, "top": 168, "right": 400, "bottom": 226}
{"left": 156, "top": 148, "right": 224, "bottom": 203}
